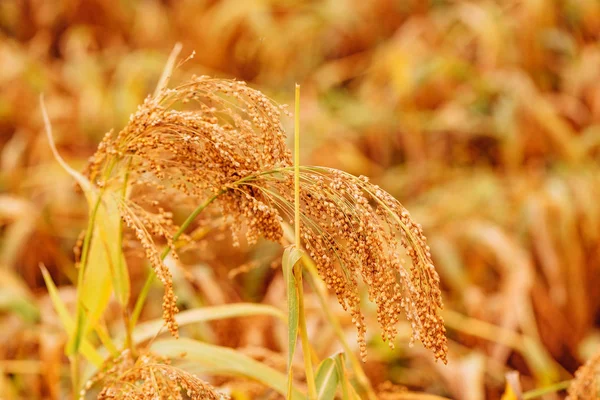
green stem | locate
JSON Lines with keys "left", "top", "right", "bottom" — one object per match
{"left": 70, "top": 355, "right": 79, "bottom": 400}
{"left": 78, "top": 195, "right": 103, "bottom": 286}
{"left": 294, "top": 84, "right": 301, "bottom": 253}
{"left": 77, "top": 157, "right": 119, "bottom": 284}
{"left": 67, "top": 192, "right": 103, "bottom": 381}
{"left": 296, "top": 263, "right": 317, "bottom": 399}
{"left": 523, "top": 380, "right": 571, "bottom": 399}
{"left": 293, "top": 83, "right": 317, "bottom": 399}
{"left": 304, "top": 256, "right": 377, "bottom": 400}
{"left": 129, "top": 190, "right": 225, "bottom": 328}
{"left": 119, "top": 159, "right": 135, "bottom": 355}
{"left": 123, "top": 309, "right": 135, "bottom": 356}
{"left": 130, "top": 271, "right": 155, "bottom": 330}
{"left": 76, "top": 155, "right": 118, "bottom": 301}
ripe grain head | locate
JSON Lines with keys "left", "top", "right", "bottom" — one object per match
{"left": 567, "top": 350, "right": 600, "bottom": 400}
{"left": 85, "top": 75, "right": 447, "bottom": 362}
{"left": 83, "top": 349, "right": 228, "bottom": 400}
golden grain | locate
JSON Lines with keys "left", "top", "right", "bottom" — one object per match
{"left": 567, "top": 350, "right": 600, "bottom": 400}
{"left": 85, "top": 76, "right": 447, "bottom": 363}
{"left": 83, "top": 349, "right": 228, "bottom": 400}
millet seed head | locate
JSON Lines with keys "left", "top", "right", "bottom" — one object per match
{"left": 85, "top": 75, "right": 447, "bottom": 363}
{"left": 83, "top": 349, "right": 229, "bottom": 400}
{"left": 567, "top": 350, "right": 600, "bottom": 400}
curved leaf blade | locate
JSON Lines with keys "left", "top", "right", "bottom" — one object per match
{"left": 40, "top": 266, "right": 104, "bottom": 368}
{"left": 151, "top": 338, "right": 304, "bottom": 400}
{"left": 315, "top": 354, "right": 340, "bottom": 400}
{"left": 132, "top": 303, "right": 286, "bottom": 344}
{"left": 282, "top": 245, "right": 302, "bottom": 398}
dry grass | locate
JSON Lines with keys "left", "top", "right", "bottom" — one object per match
{"left": 1, "top": 0, "right": 600, "bottom": 399}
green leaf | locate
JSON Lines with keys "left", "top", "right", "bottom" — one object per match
{"left": 282, "top": 245, "right": 303, "bottom": 398}
{"left": 151, "top": 338, "right": 304, "bottom": 400}
{"left": 67, "top": 200, "right": 115, "bottom": 355}
{"left": 98, "top": 195, "right": 130, "bottom": 307}
{"left": 334, "top": 353, "right": 361, "bottom": 400}
{"left": 68, "top": 307, "right": 88, "bottom": 355}
{"left": 68, "top": 194, "right": 130, "bottom": 356}
{"left": 40, "top": 266, "right": 104, "bottom": 368}
{"left": 132, "top": 303, "right": 286, "bottom": 344}
{"left": 315, "top": 354, "right": 341, "bottom": 400}
{"left": 335, "top": 353, "right": 350, "bottom": 399}
{"left": 42, "top": 98, "right": 119, "bottom": 357}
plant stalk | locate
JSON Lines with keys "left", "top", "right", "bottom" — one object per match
{"left": 523, "top": 380, "right": 571, "bottom": 399}
{"left": 66, "top": 192, "right": 103, "bottom": 387}
{"left": 119, "top": 159, "right": 136, "bottom": 355}
{"left": 293, "top": 83, "right": 318, "bottom": 399}
{"left": 295, "top": 263, "right": 318, "bottom": 399}
{"left": 294, "top": 90, "right": 300, "bottom": 252}
{"left": 304, "top": 256, "right": 377, "bottom": 400}
{"left": 70, "top": 355, "right": 80, "bottom": 400}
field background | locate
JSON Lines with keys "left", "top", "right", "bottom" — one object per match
{"left": 1, "top": 0, "right": 600, "bottom": 399}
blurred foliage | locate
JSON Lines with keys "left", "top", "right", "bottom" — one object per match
{"left": 1, "top": 0, "right": 600, "bottom": 399}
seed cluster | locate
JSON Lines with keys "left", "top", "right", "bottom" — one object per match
{"left": 85, "top": 75, "right": 447, "bottom": 363}
{"left": 82, "top": 349, "right": 228, "bottom": 400}
{"left": 86, "top": 76, "right": 292, "bottom": 336}
{"left": 87, "top": 76, "right": 292, "bottom": 194}
{"left": 119, "top": 201, "right": 180, "bottom": 337}
{"left": 242, "top": 167, "right": 447, "bottom": 362}
{"left": 567, "top": 350, "right": 600, "bottom": 400}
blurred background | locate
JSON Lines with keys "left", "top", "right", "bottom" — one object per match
{"left": 1, "top": 0, "right": 600, "bottom": 398}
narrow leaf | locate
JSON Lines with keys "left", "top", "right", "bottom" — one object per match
{"left": 132, "top": 303, "right": 286, "bottom": 344}
{"left": 153, "top": 42, "right": 182, "bottom": 98}
{"left": 42, "top": 95, "right": 112, "bottom": 357}
{"left": 67, "top": 307, "right": 88, "bottom": 355}
{"left": 335, "top": 353, "right": 350, "bottom": 400}
{"left": 151, "top": 338, "right": 304, "bottom": 400}
{"left": 282, "top": 245, "right": 302, "bottom": 397}
{"left": 67, "top": 207, "right": 114, "bottom": 355}
{"left": 98, "top": 196, "right": 130, "bottom": 306}
{"left": 40, "top": 266, "right": 104, "bottom": 368}
{"left": 335, "top": 353, "right": 361, "bottom": 400}
{"left": 69, "top": 195, "right": 129, "bottom": 355}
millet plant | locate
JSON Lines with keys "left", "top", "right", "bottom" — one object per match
{"left": 41, "top": 46, "right": 448, "bottom": 400}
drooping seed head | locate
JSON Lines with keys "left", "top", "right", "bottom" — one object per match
{"left": 86, "top": 75, "right": 447, "bottom": 363}
{"left": 83, "top": 349, "right": 229, "bottom": 400}
{"left": 567, "top": 351, "right": 600, "bottom": 400}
